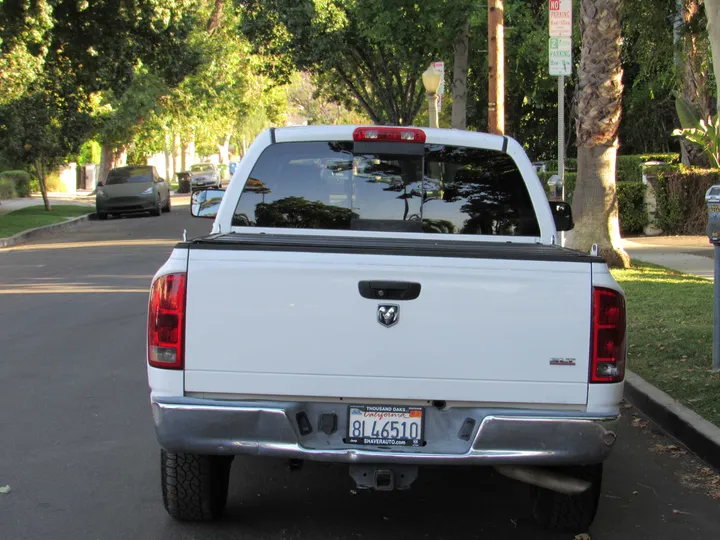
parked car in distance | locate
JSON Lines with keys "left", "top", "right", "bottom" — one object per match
{"left": 96, "top": 165, "right": 171, "bottom": 220}
{"left": 188, "top": 163, "right": 221, "bottom": 189}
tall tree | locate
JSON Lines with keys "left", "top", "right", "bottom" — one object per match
{"left": 452, "top": 21, "right": 470, "bottom": 129}
{"left": 0, "top": 0, "right": 202, "bottom": 204}
{"left": 566, "top": 0, "right": 629, "bottom": 268}
{"left": 241, "top": 0, "right": 468, "bottom": 125}
{"left": 704, "top": 0, "right": 720, "bottom": 114}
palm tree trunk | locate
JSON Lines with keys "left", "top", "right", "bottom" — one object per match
{"left": 451, "top": 22, "right": 469, "bottom": 130}
{"left": 566, "top": 0, "right": 629, "bottom": 268}
{"left": 704, "top": 0, "right": 720, "bottom": 113}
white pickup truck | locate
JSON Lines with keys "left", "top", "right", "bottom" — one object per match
{"left": 147, "top": 126, "right": 626, "bottom": 532}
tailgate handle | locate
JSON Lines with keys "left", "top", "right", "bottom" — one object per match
{"left": 358, "top": 281, "right": 421, "bottom": 301}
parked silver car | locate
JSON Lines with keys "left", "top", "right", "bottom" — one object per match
{"left": 189, "top": 163, "right": 221, "bottom": 189}
{"left": 96, "top": 166, "right": 171, "bottom": 220}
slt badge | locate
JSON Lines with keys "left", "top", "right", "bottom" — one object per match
{"left": 377, "top": 304, "right": 399, "bottom": 328}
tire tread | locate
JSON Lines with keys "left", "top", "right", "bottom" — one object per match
{"left": 531, "top": 464, "right": 602, "bottom": 533}
{"left": 161, "top": 450, "right": 231, "bottom": 522}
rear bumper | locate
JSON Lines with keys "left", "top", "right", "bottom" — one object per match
{"left": 97, "top": 197, "right": 155, "bottom": 213}
{"left": 190, "top": 178, "right": 217, "bottom": 187}
{"left": 151, "top": 397, "right": 620, "bottom": 466}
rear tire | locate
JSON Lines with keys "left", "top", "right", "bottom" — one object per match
{"left": 160, "top": 450, "right": 233, "bottom": 522}
{"left": 162, "top": 196, "right": 171, "bottom": 213}
{"left": 97, "top": 212, "right": 108, "bottom": 220}
{"left": 150, "top": 200, "right": 162, "bottom": 217}
{"left": 530, "top": 464, "right": 602, "bottom": 533}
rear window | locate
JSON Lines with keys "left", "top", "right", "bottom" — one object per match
{"left": 191, "top": 164, "right": 214, "bottom": 172}
{"left": 106, "top": 168, "right": 153, "bottom": 185}
{"left": 232, "top": 142, "right": 539, "bottom": 236}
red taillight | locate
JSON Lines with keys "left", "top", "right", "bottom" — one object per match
{"left": 148, "top": 273, "right": 186, "bottom": 370}
{"left": 591, "top": 287, "right": 626, "bottom": 383}
{"left": 353, "top": 127, "right": 426, "bottom": 143}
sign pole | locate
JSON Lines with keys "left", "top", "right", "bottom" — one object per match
{"left": 558, "top": 74, "right": 565, "bottom": 246}
{"left": 549, "top": 0, "right": 572, "bottom": 246}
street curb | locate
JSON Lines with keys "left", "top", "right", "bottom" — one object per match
{"left": 0, "top": 213, "right": 95, "bottom": 249}
{"left": 624, "top": 370, "right": 720, "bottom": 470}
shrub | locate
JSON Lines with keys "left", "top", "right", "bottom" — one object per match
{"left": 539, "top": 172, "right": 646, "bottom": 234}
{"left": 545, "top": 154, "right": 679, "bottom": 182}
{"left": 616, "top": 156, "right": 644, "bottom": 182}
{"left": 637, "top": 153, "right": 680, "bottom": 164}
{"left": 544, "top": 158, "right": 577, "bottom": 173}
{"left": 653, "top": 168, "right": 719, "bottom": 235}
{"left": 0, "top": 176, "right": 16, "bottom": 199}
{"left": 0, "top": 170, "right": 32, "bottom": 197}
{"left": 617, "top": 182, "right": 649, "bottom": 234}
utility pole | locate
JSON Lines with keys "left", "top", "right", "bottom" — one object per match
{"left": 488, "top": 0, "right": 505, "bottom": 135}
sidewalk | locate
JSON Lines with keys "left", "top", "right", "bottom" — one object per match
{"left": 0, "top": 191, "right": 190, "bottom": 216}
{"left": 621, "top": 235, "right": 715, "bottom": 280}
{"left": 0, "top": 192, "right": 95, "bottom": 216}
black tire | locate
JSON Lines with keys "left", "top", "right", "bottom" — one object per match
{"left": 97, "top": 212, "right": 108, "bottom": 220}
{"left": 162, "top": 196, "right": 171, "bottom": 213}
{"left": 150, "top": 199, "right": 162, "bottom": 217}
{"left": 161, "top": 450, "right": 233, "bottom": 522}
{"left": 530, "top": 464, "right": 602, "bottom": 533}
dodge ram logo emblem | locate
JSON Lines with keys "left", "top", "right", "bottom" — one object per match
{"left": 377, "top": 305, "right": 399, "bottom": 327}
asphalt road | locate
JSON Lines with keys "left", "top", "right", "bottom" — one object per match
{"left": 1, "top": 201, "right": 719, "bottom": 540}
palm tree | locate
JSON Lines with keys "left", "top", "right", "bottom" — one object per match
{"left": 566, "top": 0, "right": 629, "bottom": 268}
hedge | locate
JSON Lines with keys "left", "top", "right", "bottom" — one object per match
{"left": 0, "top": 176, "right": 16, "bottom": 199}
{"left": 0, "top": 170, "right": 32, "bottom": 197}
{"left": 617, "top": 181, "right": 649, "bottom": 234}
{"left": 652, "top": 169, "right": 719, "bottom": 235}
{"left": 537, "top": 171, "right": 645, "bottom": 234}
{"left": 543, "top": 153, "right": 679, "bottom": 183}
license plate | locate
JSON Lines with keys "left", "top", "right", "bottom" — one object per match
{"left": 345, "top": 405, "right": 424, "bottom": 447}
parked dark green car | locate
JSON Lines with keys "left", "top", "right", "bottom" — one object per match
{"left": 96, "top": 166, "right": 171, "bottom": 220}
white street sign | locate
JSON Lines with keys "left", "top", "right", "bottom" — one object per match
{"left": 431, "top": 61, "right": 445, "bottom": 112}
{"left": 549, "top": 0, "right": 572, "bottom": 37}
{"left": 549, "top": 37, "right": 572, "bottom": 76}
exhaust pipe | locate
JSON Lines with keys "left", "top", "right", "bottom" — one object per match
{"left": 494, "top": 465, "right": 591, "bottom": 495}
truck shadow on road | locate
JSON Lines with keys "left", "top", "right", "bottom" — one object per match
{"left": 167, "top": 460, "right": 572, "bottom": 540}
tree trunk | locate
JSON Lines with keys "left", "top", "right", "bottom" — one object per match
{"left": 677, "top": 0, "right": 712, "bottom": 166}
{"left": 567, "top": 145, "right": 628, "bottom": 267}
{"left": 180, "top": 138, "right": 187, "bottom": 173}
{"left": 173, "top": 133, "right": 182, "bottom": 175}
{"left": 164, "top": 132, "right": 172, "bottom": 182}
{"left": 98, "top": 144, "right": 114, "bottom": 186}
{"left": 207, "top": 0, "right": 225, "bottom": 34}
{"left": 183, "top": 131, "right": 195, "bottom": 169}
{"left": 34, "top": 157, "right": 51, "bottom": 211}
{"left": 567, "top": 0, "right": 629, "bottom": 268}
{"left": 451, "top": 22, "right": 469, "bottom": 130}
{"left": 704, "top": 0, "right": 720, "bottom": 114}
{"left": 218, "top": 134, "right": 231, "bottom": 164}
{"left": 98, "top": 144, "right": 127, "bottom": 184}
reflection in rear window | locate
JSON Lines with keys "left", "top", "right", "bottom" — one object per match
{"left": 232, "top": 142, "right": 540, "bottom": 236}
{"left": 106, "top": 168, "right": 153, "bottom": 185}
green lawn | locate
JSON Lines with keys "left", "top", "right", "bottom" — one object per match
{"left": 612, "top": 262, "right": 720, "bottom": 426}
{"left": 0, "top": 205, "right": 93, "bottom": 238}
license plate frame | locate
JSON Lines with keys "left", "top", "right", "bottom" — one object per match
{"left": 344, "top": 405, "right": 425, "bottom": 447}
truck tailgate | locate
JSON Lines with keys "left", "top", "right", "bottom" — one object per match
{"left": 183, "top": 239, "right": 592, "bottom": 405}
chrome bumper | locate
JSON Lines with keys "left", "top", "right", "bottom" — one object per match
{"left": 151, "top": 398, "right": 619, "bottom": 466}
